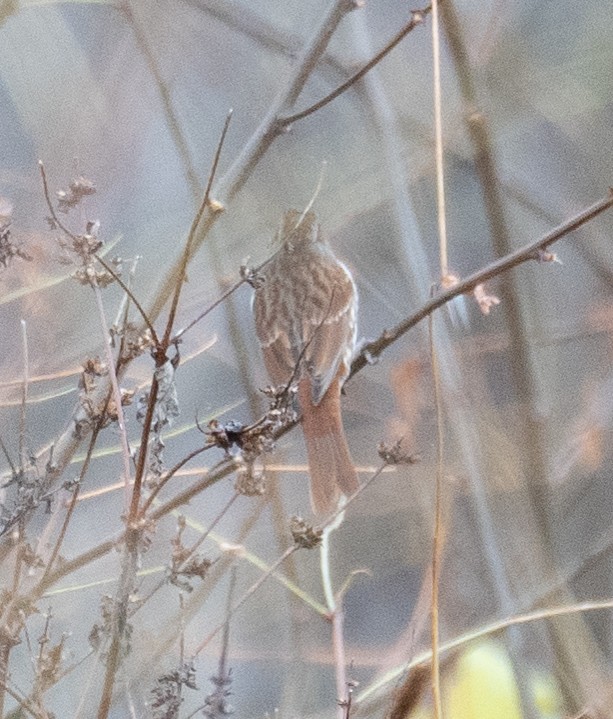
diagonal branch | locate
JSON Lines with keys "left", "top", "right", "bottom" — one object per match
{"left": 349, "top": 191, "right": 613, "bottom": 378}
{"left": 279, "top": 5, "right": 432, "bottom": 126}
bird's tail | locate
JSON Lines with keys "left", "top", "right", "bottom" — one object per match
{"left": 298, "top": 377, "right": 359, "bottom": 515}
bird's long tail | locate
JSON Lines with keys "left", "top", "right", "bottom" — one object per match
{"left": 298, "top": 376, "right": 359, "bottom": 514}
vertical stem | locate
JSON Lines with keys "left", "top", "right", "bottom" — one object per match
{"left": 19, "top": 319, "right": 29, "bottom": 470}
{"left": 429, "top": 314, "right": 444, "bottom": 719}
{"left": 92, "top": 282, "right": 132, "bottom": 513}
{"left": 321, "top": 527, "right": 347, "bottom": 719}
{"left": 431, "top": 0, "right": 448, "bottom": 278}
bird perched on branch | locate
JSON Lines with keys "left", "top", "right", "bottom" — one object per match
{"left": 253, "top": 209, "right": 359, "bottom": 514}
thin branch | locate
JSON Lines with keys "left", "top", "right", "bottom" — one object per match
{"left": 40, "top": 425, "right": 101, "bottom": 587}
{"left": 139, "top": 443, "right": 213, "bottom": 514}
{"left": 38, "top": 162, "right": 80, "bottom": 242}
{"left": 147, "top": 0, "right": 358, "bottom": 326}
{"left": 349, "top": 191, "right": 613, "bottom": 378}
{"left": 279, "top": 6, "right": 432, "bottom": 126}
{"left": 132, "top": 491, "right": 239, "bottom": 616}
{"left": 194, "top": 544, "right": 299, "bottom": 655}
{"left": 0, "top": 436, "right": 16, "bottom": 478}
{"left": 94, "top": 253, "right": 159, "bottom": 346}
{"left": 162, "top": 109, "right": 233, "bottom": 349}
{"left": 320, "top": 526, "right": 348, "bottom": 719}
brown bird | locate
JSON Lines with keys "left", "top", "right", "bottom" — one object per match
{"left": 253, "top": 209, "right": 359, "bottom": 514}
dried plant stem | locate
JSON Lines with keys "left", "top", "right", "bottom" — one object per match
{"left": 358, "top": 596, "right": 613, "bottom": 709}
{"left": 96, "top": 527, "right": 140, "bottom": 719}
{"left": 139, "top": 444, "right": 213, "bottom": 514}
{"left": 431, "top": 0, "right": 448, "bottom": 279}
{"left": 162, "top": 109, "right": 233, "bottom": 348}
{"left": 320, "top": 526, "right": 348, "bottom": 719}
{"left": 0, "top": 681, "right": 42, "bottom": 719}
{"left": 92, "top": 283, "right": 133, "bottom": 510}
{"left": 132, "top": 491, "right": 239, "bottom": 615}
{"left": 194, "top": 544, "right": 299, "bottom": 655}
{"left": 40, "top": 425, "right": 101, "bottom": 585}
{"left": 428, "top": 311, "right": 444, "bottom": 719}
{"left": 19, "top": 319, "right": 29, "bottom": 470}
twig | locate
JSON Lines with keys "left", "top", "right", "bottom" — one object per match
{"left": 162, "top": 109, "right": 233, "bottom": 349}
{"left": 94, "top": 253, "right": 158, "bottom": 346}
{"left": 132, "top": 491, "right": 239, "bottom": 615}
{"left": 429, "top": 5, "right": 445, "bottom": 713}
{"left": 350, "top": 191, "right": 613, "bottom": 377}
{"left": 139, "top": 444, "right": 213, "bottom": 514}
{"left": 279, "top": 6, "right": 432, "bottom": 126}
{"left": 91, "top": 282, "right": 133, "bottom": 511}
{"left": 194, "top": 544, "right": 299, "bottom": 655}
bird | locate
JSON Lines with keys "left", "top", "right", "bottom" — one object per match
{"left": 252, "top": 209, "right": 359, "bottom": 514}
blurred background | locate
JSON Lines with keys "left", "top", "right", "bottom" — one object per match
{"left": 0, "top": 0, "right": 612, "bottom": 717}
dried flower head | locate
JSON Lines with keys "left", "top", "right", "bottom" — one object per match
{"left": 290, "top": 515, "right": 322, "bottom": 549}
{"left": 377, "top": 440, "right": 420, "bottom": 466}
{"left": 234, "top": 462, "right": 266, "bottom": 497}
{"left": 56, "top": 175, "right": 96, "bottom": 213}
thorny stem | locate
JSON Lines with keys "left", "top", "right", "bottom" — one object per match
{"left": 279, "top": 5, "right": 432, "bottom": 126}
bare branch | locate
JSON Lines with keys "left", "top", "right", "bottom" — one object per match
{"left": 349, "top": 191, "right": 613, "bottom": 378}
{"left": 279, "top": 6, "right": 432, "bottom": 126}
